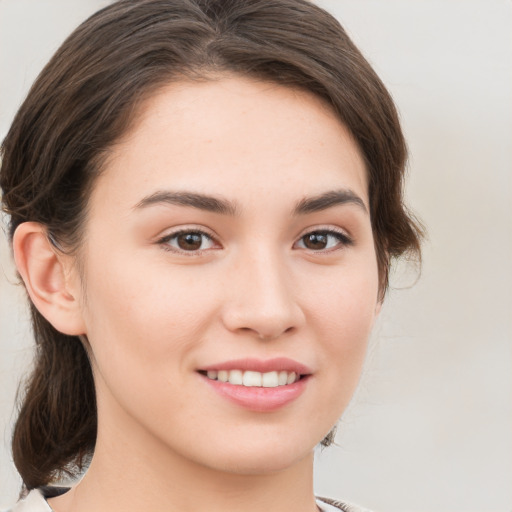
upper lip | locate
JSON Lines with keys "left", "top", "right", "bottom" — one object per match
{"left": 199, "top": 357, "right": 312, "bottom": 375}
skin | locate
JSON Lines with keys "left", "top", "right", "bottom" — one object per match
{"left": 15, "top": 76, "right": 381, "bottom": 512}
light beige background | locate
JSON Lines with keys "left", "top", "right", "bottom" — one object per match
{"left": 1, "top": 1, "right": 511, "bottom": 511}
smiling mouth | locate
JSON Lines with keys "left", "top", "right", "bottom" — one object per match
{"left": 198, "top": 369, "right": 302, "bottom": 387}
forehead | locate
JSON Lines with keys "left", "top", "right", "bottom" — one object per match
{"left": 92, "top": 76, "right": 368, "bottom": 212}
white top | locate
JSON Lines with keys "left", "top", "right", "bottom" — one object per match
{"left": 5, "top": 490, "right": 52, "bottom": 512}
{"left": 5, "top": 488, "right": 373, "bottom": 512}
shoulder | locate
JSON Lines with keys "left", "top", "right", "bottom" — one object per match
{"left": 5, "top": 487, "right": 69, "bottom": 512}
{"left": 3, "top": 490, "right": 51, "bottom": 512}
{"left": 316, "top": 496, "right": 375, "bottom": 512}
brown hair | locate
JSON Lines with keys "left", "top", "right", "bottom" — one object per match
{"left": 1, "top": 0, "right": 422, "bottom": 491}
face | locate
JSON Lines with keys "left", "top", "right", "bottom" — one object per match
{"left": 76, "top": 76, "right": 380, "bottom": 475}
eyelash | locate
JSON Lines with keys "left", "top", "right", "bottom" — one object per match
{"left": 294, "top": 228, "right": 353, "bottom": 252}
{"left": 157, "top": 228, "right": 217, "bottom": 255}
{"left": 157, "top": 227, "right": 353, "bottom": 255}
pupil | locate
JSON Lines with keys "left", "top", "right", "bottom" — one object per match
{"left": 304, "top": 233, "right": 327, "bottom": 250}
{"left": 178, "top": 233, "right": 202, "bottom": 250}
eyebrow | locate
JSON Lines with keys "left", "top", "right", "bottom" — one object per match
{"left": 293, "top": 189, "right": 368, "bottom": 215}
{"left": 134, "top": 190, "right": 238, "bottom": 215}
{"left": 133, "top": 188, "right": 367, "bottom": 216}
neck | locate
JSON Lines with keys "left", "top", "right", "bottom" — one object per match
{"left": 49, "top": 418, "right": 318, "bottom": 512}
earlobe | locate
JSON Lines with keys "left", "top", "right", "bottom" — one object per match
{"left": 13, "top": 222, "right": 86, "bottom": 336}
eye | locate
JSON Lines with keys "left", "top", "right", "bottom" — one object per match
{"left": 159, "top": 229, "right": 217, "bottom": 253}
{"left": 295, "top": 230, "right": 352, "bottom": 251}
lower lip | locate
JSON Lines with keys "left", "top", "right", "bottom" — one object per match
{"left": 201, "top": 374, "right": 310, "bottom": 412}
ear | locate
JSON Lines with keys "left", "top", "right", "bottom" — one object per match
{"left": 13, "top": 222, "right": 86, "bottom": 336}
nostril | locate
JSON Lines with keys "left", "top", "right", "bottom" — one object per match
{"left": 220, "top": 294, "right": 305, "bottom": 340}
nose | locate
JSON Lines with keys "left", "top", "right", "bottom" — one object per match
{"left": 220, "top": 247, "right": 305, "bottom": 340}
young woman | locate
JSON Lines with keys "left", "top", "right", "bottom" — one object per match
{"left": 1, "top": 1, "right": 422, "bottom": 511}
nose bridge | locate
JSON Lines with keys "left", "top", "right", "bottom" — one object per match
{"left": 222, "top": 241, "right": 303, "bottom": 339}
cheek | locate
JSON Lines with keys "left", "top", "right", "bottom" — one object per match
{"left": 78, "top": 259, "right": 211, "bottom": 422}
{"left": 309, "top": 257, "right": 379, "bottom": 336}
{"left": 308, "top": 260, "right": 379, "bottom": 391}
{"left": 80, "top": 254, "right": 216, "bottom": 369}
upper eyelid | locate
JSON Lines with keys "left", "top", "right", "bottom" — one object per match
{"left": 156, "top": 226, "right": 220, "bottom": 251}
{"left": 157, "top": 225, "right": 218, "bottom": 241}
{"left": 296, "top": 225, "right": 353, "bottom": 241}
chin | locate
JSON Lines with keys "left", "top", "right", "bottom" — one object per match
{"left": 188, "top": 428, "right": 320, "bottom": 476}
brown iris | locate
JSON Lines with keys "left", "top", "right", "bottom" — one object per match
{"left": 176, "top": 232, "right": 204, "bottom": 250}
{"left": 302, "top": 232, "right": 330, "bottom": 250}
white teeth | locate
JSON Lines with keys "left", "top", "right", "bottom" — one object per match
{"left": 262, "top": 371, "right": 278, "bottom": 388}
{"left": 243, "top": 371, "right": 262, "bottom": 387}
{"left": 278, "top": 371, "right": 288, "bottom": 386}
{"left": 228, "top": 369, "right": 243, "bottom": 385}
{"left": 205, "top": 369, "right": 300, "bottom": 387}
